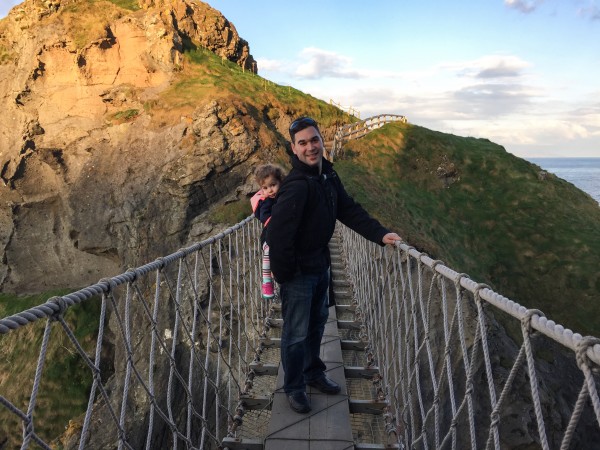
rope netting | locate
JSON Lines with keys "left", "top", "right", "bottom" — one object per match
{"left": 338, "top": 223, "right": 600, "bottom": 449}
{"left": 2, "top": 215, "right": 600, "bottom": 449}
{"left": 0, "top": 217, "right": 275, "bottom": 450}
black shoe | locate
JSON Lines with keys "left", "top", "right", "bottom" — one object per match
{"left": 287, "top": 391, "right": 311, "bottom": 413}
{"left": 307, "top": 375, "right": 341, "bottom": 394}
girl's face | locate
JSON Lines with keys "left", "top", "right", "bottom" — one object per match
{"left": 260, "top": 175, "right": 280, "bottom": 199}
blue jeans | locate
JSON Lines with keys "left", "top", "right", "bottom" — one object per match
{"left": 280, "top": 268, "right": 330, "bottom": 394}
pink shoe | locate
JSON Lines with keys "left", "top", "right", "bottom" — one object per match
{"left": 262, "top": 280, "right": 274, "bottom": 299}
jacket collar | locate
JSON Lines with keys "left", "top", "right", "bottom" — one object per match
{"left": 290, "top": 155, "right": 334, "bottom": 176}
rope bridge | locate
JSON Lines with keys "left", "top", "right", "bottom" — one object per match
{"left": 1, "top": 218, "right": 599, "bottom": 449}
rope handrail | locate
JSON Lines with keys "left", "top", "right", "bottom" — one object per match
{"left": 398, "top": 243, "right": 600, "bottom": 366}
{"left": 337, "top": 223, "right": 600, "bottom": 449}
{"left": 0, "top": 217, "right": 254, "bottom": 335}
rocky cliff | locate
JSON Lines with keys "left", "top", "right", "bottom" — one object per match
{"left": 0, "top": 0, "right": 290, "bottom": 294}
{"left": 0, "top": 1, "right": 350, "bottom": 446}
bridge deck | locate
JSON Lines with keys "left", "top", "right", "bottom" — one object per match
{"left": 224, "top": 231, "right": 391, "bottom": 449}
{"left": 264, "top": 304, "right": 354, "bottom": 450}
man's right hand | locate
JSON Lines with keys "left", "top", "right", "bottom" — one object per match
{"left": 382, "top": 232, "right": 402, "bottom": 246}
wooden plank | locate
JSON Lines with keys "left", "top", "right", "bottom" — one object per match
{"left": 332, "top": 291, "right": 353, "bottom": 302}
{"left": 249, "top": 362, "right": 279, "bottom": 376}
{"left": 340, "top": 340, "right": 366, "bottom": 351}
{"left": 259, "top": 337, "right": 281, "bottom": 348}
{"left": 335, "top": 304, "right": 356, "bottom": 314}
{"left": 337, "top": 320, "right": 362, "bottom": 330}
{"left": 268, "top": 318, "right": 283, "bottom": 328}
{"left": 344, "top": 366, "right": 379, "bottom": 379}
{"left": 240, "top": 395, "right": 272, "bottom": 411}
{"left": 221, "top": 437, "right": 263, "bottom": 450}
{"left": 348, "top": 399, "right": 388, "bottom": 415}
{"left": 354, "top": 444, "right": 400, "bottom": 450}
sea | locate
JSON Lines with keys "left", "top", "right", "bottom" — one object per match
{"left": 526, "top": 157, "right": 600, "bottom": 205}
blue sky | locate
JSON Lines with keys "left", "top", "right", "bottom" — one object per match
{"left": 2, "top": 0, "right": 599, "bottom": 157}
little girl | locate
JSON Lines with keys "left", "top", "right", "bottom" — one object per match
{"left": 250, "top": 164, "right": 286, "bottom": 299}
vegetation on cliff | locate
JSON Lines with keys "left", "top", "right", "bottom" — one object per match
{"left": 335, "top": 122, "right": 600, "bottom": 336}
{"left": 0, "top": 291, "right": 102, "bottom": 446}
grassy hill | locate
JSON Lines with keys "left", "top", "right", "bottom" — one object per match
{"left": 334, "top": 122, "right": 600, "bottom": 336}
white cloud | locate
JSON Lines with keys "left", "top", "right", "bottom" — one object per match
{"left": 504, "top": 0, "right": 544, "bottom": 13}
{"left": 476, "top": 62, "right": 525, "bottom": 79}
{"left": 443, "top": 55, "right": 531, "bottom": 80}
{"left": 452, "top": 82, "right": 537, "bottom": 116}
{"left": 257, "top": 46, "right": 599, "bottom": 157}
{"left": 578, "top": 3, "right": 600, "bottom": 20}
{"left": 566, "top": 102, "right": 600, "bottom": 135}
{"left": 294, "top": 47, "right": 365, "bottom": 80}
{"left": 256, "top": 58, "right": 285, "bottom": 72}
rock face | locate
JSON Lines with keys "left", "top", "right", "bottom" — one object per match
{"left": 0, "top": 2, "right": 295, "bottom": 447}
{"left": 0, "top": 0, "right": 269, "bottom": 293}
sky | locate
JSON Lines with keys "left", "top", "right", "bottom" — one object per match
{"left": 2, "top": 0, "right": 599, "bottom": 158}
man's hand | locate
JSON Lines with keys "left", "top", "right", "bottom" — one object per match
{"left": 382, "top": 232, "right": 402, "bottom": 246}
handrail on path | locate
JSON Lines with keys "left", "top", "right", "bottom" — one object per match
{"left": 329, "top": 113, "right": 407, "bottom": 160}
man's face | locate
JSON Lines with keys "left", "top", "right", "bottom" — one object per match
{"left": 291, "top": 126, "right": 323, "bottom": 170}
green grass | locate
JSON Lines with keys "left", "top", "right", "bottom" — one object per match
{"left": 212, "top": 199, "right": 252, "bottom": 225}
{"left": 107, "top": 0, "right": 140, "bottom": 10}
{"left": 153, "top": 46, "right": 352, "bottom": 130}
{"left": 336, "top": 122, "right": 600, "bottom": 336}
{"left": 0, "top": 45, "right": 15, "bottom": 65}
{"left": 0, "top": 291, "right": 103, "bottom": 447}
{"left": 111, "top": 108, "right": 139, "bottom": 122}
{"left": 58, "top": 1, "right": 123, "bottom": 50}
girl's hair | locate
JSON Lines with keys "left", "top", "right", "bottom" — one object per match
{"left": 254, "top": 164, "right": 286, "bottom": 185}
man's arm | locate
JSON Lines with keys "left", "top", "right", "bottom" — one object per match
{"left": 334, "top": 176, "right": 393, "bottom": 245}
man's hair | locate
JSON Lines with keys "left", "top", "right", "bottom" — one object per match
{"left": 288, "top": 117, "right": 321, "bottom": 143}
{"left": 254, "top": 164, "right": 286, "bottom": 185}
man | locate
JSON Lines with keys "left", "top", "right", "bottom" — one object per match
{"left": 266, "top": 117, "right": 401, "bottom": 413}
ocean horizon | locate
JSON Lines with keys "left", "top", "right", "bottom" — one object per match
{"left": 526, "top": 157, "right": 600, "bottom": 204}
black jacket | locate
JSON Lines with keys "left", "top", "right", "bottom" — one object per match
{"left": 266, "top": 155, "right": 390, "bottom": 284}
{"left": 254, "top": 197, "right": 276, "bottom": 224}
